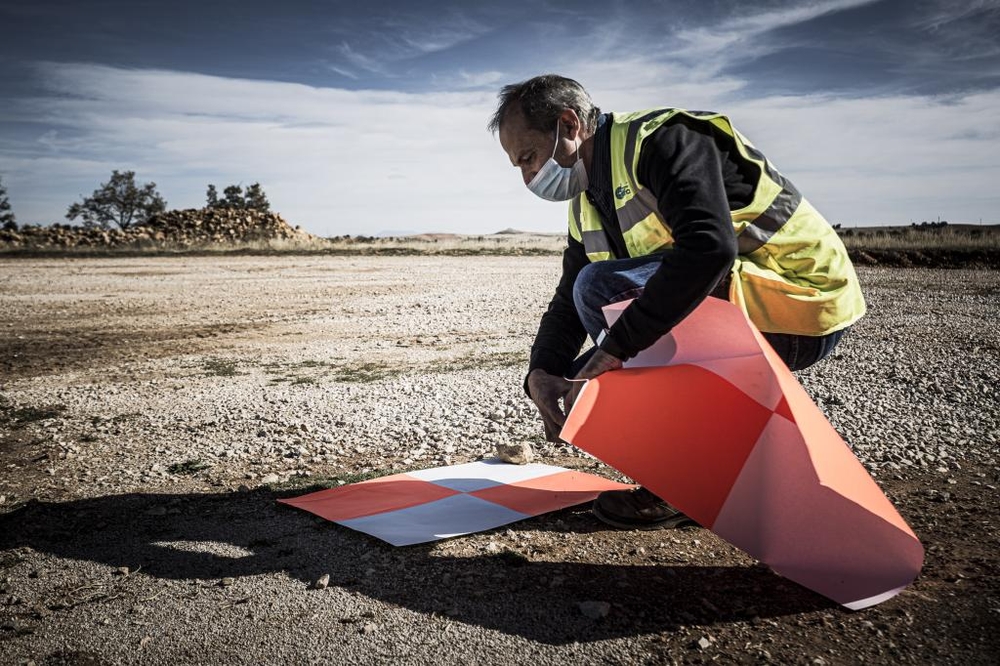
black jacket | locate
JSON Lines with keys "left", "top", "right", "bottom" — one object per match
{"left": 527, "top": 111, "right": 757, "bottom": 381}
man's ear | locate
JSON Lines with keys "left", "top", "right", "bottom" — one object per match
{"left": 559, "top": 108, "right": 582, "bottom": 141}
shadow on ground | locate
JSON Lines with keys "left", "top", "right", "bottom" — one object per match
{"left": 0, "top": 489, "right": 832, "bottom": 644}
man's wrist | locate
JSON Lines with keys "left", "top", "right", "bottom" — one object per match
{"left": 595, "top": 328, "right": 628, "bottom": 361}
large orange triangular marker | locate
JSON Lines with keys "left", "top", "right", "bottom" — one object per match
{"left": 561, "top": 298, "right": 923, "bottom": 609}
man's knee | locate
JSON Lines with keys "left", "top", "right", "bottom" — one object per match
{"left": 765, "top": 328, "right": 848, "bottom": 371}
{"left": 572, "top": 262, "right": 606, "bottom": 316}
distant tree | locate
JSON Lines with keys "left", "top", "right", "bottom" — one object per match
{"left": 243, "top": 182, "right": 271, "bottom": 213}
{"left": 66, "top": 170, "right": 166, "bottom": 230}
{"left": 206, "top": 184, "right": 219, "bottom": 208}
{"left": 207, "top": 181, "right": 273, "bottom": 212}
{"left": 222, "top": 184, "right": 245, "bottom": 209}
{"left": 0, "top": 176, "right": 15, "bottom": 230}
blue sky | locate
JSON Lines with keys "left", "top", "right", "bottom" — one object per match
{"left": 1, "top": 0, "right": 998, "bottom": 235}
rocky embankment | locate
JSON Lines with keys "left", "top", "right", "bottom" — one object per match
{"left": 0, "top": 208, "right": 315, "bottom": 250}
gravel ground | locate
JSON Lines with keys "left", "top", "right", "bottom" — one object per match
{"left": 0, "top": 255, "right": 998, "bottom": 665}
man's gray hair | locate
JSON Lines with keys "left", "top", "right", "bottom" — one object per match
{"left": 487, "top": 74, "right": 601, "bottom": 135}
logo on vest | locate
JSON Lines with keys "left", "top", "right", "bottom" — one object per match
{"left": 615, "top": 184, "right": 631, "bottom": 200}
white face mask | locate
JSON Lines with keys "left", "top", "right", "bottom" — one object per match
{"left": 526, "top": 123, "right": 588, "bottom": 201}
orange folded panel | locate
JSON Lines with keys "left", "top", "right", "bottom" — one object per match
{"left": 561, "top": 298, "right": 923, "bottom": 609}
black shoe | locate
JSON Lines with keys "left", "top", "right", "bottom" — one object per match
{"left": 592, "top": 487, "right": 697, "bottom": 530}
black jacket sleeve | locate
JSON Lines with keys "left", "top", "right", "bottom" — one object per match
{"left": 606, "top": 120, "right": 739, "bottom": 357}
{"left": 525, "top": 232, "right": 589, "bottom": 391}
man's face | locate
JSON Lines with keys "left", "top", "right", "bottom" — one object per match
{"left": 499, "top": 108, "right": 562, "bottom": 187}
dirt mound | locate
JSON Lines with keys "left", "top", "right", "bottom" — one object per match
{"left": 0, "top": 208, "right": 316, "bottom": 251}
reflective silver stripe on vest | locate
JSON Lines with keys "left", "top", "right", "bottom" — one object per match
{"left": 616, "top": 189, "right": 659, "bottom": 232}
{"left": 742, "top": 143, "right": 786, "bottom": 187}
{"left": 737, "top": 185, "right": 803, "bottom": 254}
{"left": 571, "top": 195, "right": 582, "bottom": 238}
{"left": 623, "top": 111, "right": 665, "bottom": 181}
{"left": 735, "top": 141, "right": 803, "bottom": 253}
{"left": 582, "top": 230, "right": 613, "bottom": 256}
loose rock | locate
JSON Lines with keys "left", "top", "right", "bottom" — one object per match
{"left": 495, "top": 441, "right": 534, "bottom": 465}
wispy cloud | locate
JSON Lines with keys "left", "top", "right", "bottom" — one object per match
{"left": 391, "top": 12, "right": 492, "bottom": 54}
{"left": 906, "top": 0, "right": 1000, "bottom": 67}
{"left": 328, "top": 9, "right": 495, "bottom": 84}
{"left": 670, "top": 0, "right": 880, "bottom": 66}
{"left": 431, "top": 69, "right": 507, "bottom": 90}
{"left": 327, "top": 64, "right": 360, "bottom": 80}
{"left": 917, "top": 0, "right": 998, "bottom": 32}
{"left": 336, "top": 42, "right": 390, "bottom": 76}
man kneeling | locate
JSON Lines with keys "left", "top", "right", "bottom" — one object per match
{"left": 488, "top": 74, "right": 865, "bottom": 529}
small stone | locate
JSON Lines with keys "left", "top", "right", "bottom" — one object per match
{"left": 115, "top": 566, "right": 130, "bottom": 576}
{"left": 314, "top": 574, "right": 330, "bottom": 590}
{"left": 495, "top": 441, "right": 534, "bottom": 465}
{"left": 578, "top": 600, "right": 611, "bottom": 619}
{"left": 697, "top": 636, "right": 713, "bottom": 650}
{"left": 360, "top": 622, "right": 377, "bottom": 634}
{"left": 220, "top": 577, "right": 235, "bottom": 587}
{"left": 261, "top": 473, "right": 281, "bottom": 484}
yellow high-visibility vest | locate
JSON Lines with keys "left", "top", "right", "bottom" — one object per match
{"left": 569, "top": 109, "right": 866, "bottom": 336}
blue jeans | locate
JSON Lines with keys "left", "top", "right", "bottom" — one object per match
{"left": 570, "top": 255, "right": 847, "bottom": 373}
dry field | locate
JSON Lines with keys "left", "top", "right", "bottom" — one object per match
{"left": 1, "top": 255, "right": 998, "bottom": 665}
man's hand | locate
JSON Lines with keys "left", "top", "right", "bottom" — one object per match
{"left": 527, "top": 351, "right": 625, "bottom": 442}
{"left": 526, "top": 369, "right": 574, "bottom": 442}
{"left": 565, "top": 348, "right": 624, "bottom": 413}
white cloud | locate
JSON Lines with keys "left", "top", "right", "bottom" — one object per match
{"left": 3, "top": 59, "right": 999, "bottom": 232}
{"left": 5, "top": 62, "right": 550, "bottom": 234}
{"left": 716, "top": 89, "right": 1000, "bottom": 224}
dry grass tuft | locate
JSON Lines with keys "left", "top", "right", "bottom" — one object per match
{"left": 838, "top": 224, "right": 1000, "bottom": 251}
